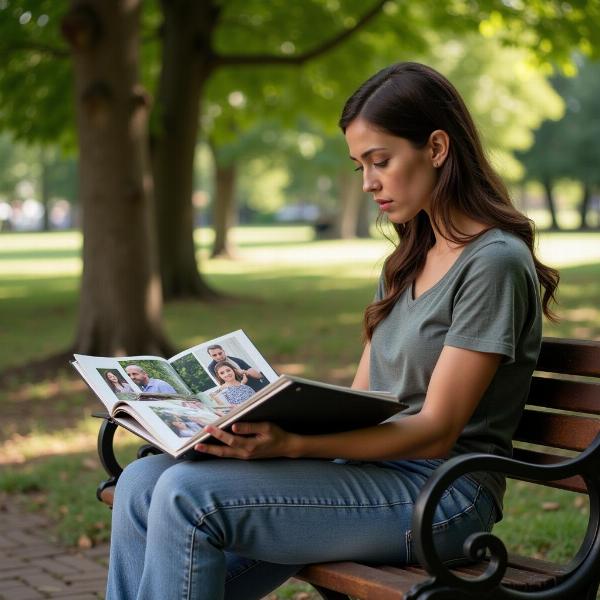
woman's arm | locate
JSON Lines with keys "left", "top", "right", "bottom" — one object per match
{"left": 196, "top": 345, "right": 501, "bottom": 461}
{"left": 351, "top": 342, "right": 370, "bottom": 390}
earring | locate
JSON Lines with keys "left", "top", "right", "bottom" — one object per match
{"left": 433, "top": 162, "right": 438, "bottom": 168}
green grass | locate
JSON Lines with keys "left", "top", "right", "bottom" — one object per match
{"left": 0, "top": 226, "right": 599, "bottom": 575}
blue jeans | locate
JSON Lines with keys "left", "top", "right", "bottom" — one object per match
{"left": 106, "top": 454, "right": 496, "bottom": 600}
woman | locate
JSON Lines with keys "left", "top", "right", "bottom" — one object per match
{"left": 106, "top": 63, "right": 558, "bottom": 600}
{"left": 103, "top": 369, "right": 133, "bottom": 394}
{"left": 214, "top": 360, "right": 256, "bottom": 405}
{"left": 166, "top": 415, "right": 203, "bottom": 438}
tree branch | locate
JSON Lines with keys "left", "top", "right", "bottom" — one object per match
{"left": 213, "top": 0, "right": 387, "bottom": 68}
{"left": 1, "top": 41, "right": 70, "bottom": 58}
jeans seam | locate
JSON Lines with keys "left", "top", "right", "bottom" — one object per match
{"left": 193, "top": 498, "right": 414, "bottom": 529}
{"left": 405, "top": 483, "right": 484, "bottom": 564}
{"left": 184, "top": 523, "right": 197, "bottom": 600}
{"left": 429, "top": 484, "right": 481, "bottom": 531}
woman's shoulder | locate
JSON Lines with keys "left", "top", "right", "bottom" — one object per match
{"left": 466, "top": 228, "right": 533, "bottom": 270}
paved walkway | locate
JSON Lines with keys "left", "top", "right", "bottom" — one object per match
{"left": 0, "top": 493, "right": 314, "bottom": 600}
{"left": 0, "top": 493, "right": 108, "bottom": 599}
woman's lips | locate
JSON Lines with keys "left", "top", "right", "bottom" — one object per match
{"left": 375, "top": 199, "right": 393, "bottom": 211}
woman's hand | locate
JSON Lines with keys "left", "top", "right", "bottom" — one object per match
{"left": 194, "top": 422, "right": 300, "bottom": 460}
{"left": 239, "top": 371, "right": 248, "bottom": 384}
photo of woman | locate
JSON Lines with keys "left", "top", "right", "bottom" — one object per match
{"left": 213, "top": 360, "right": 256, "bottom": 405}
{"left": 101, "top": 369, "right": 134, "bottom": 395}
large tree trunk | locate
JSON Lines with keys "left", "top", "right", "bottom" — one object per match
{"left": 64, "top": 0, "right": 172, "bottom": 356}
{"left": 210, "top": 157, "right": 237, "bottom": 259}
{"left": 542, "top": 178, "right": 560, "bottom": 230}
{"left": 579, "top": 182, "right": 591, "bottom": 230}
{"left": 331, "top": 170, "right": 366, "bottom": 238}
{"left": 152, "top": 0, "right": 219, "bottom": 299}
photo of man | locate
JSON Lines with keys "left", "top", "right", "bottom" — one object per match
{"left": 125, "top": 364, "right": 177, "bottom": 393}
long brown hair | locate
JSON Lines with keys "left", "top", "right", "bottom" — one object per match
{"left": 339, "top": 62, "right": 559, "bottom": 340}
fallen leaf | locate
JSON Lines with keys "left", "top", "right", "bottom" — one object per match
{"left": 541, "top": 501, "right": 560, "bottom": 511}
{"left": 82, "top": 457, "right": 99, "bottom": 470}
{"left": 78, "top": 534, "right": 93, "bottom": 549}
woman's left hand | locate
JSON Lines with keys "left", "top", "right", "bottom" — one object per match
{"left": 194, "top": 422, "right": 300, "bottom": 460}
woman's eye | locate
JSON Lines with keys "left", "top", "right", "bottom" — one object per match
{"left": 374, "top": 159, "right": 389, "bottom": 168}
{"left": 353, "top": 165, "right": 363, "bottom": 173}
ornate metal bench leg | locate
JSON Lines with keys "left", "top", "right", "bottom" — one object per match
{"left": 96, "top": 418, "right": 123, "bottom": 502}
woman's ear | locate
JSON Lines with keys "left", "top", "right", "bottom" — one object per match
{"left": 429, "top": 129, "right": 449, "bottom": 168}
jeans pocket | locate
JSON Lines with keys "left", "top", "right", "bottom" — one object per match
{"left": 405, "top": 483, "right": 491, "bottom": 566}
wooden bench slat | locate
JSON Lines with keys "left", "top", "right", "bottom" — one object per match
{"left": 506, "top": 553, "right": 570, "bottom": 577}
{"left": 511, "top": 448, "right": 587, "bottom": 493}
{"left": 297, "top": 562, "right": 423, "bottom": 599}
{"left": 385, "top": 563, "right": 550, "bottom": 590}
{"left": 536, "top": 338, "right": 600, "bottom": 377}
{"left": 528, "top": 377, "right": 600, "bottom": 415}
{"left": 513, "top": 410, "right": 600, "bottom": 452}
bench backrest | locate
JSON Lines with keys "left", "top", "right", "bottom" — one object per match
{"left": 513, "top": 337, "right": 600, "bottom": 493}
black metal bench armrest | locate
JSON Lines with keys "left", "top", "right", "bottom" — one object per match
{"left": 95, "top": 416, "right": 162, "bottom": 503}
{"left": 407, "top": 433, "right": 600, "bottom": 599}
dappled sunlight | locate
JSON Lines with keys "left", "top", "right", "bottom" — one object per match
{"left": 336, "top": 312, "right": 362, "bottom": 326}
{"left": 538, "top": 233, "right": 600, "bottom": 267}
{"left": 6, "top": 375, "right": 86, "bottom": 404}
{"left": 0, "top": 231, "right": 81, "bottom": 251}
{"left": 274, "top": 362, "right": 306, "bottom": 375}
{"left": 1, "top": 417, "right": 100, "bottom": 465}
{"left": 0, "top": 257, "right": 81, "bottom": 276}
{"left": 0, "top": 415, "right": 140, "bottom": 466}
{"left": 0, "top": 284, "right": 29, "bottom": 299}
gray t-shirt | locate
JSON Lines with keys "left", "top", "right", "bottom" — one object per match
{"left": 370, "top": 229, "right": 542, "bottom": 517}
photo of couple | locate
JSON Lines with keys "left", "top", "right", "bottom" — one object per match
{"left": 203, "top": 341, "right": 269, "bottom": 406}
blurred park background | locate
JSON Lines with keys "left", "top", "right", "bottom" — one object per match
{"left": 1, "top": 1, "right": 600, "bottom": 598}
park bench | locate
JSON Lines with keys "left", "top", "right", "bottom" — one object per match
{"left": 96, "top": 337, "right": 600, "bottom": 599}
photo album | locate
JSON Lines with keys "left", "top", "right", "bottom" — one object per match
{"left": 72, "top": 329, "right": 405, "bottom": 458}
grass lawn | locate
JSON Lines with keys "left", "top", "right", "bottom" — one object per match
{"left": 1, "top": 226, "right": 599, "bottom": 578}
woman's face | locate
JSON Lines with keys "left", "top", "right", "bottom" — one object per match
{"left": 345, "top": 118, "right": 437, "bottom": 224}
{"left": 217, "top": 365, "right": 236, "bottom": 383}
{"left": 107, "top": 372, "right": 118, "bottom": 384}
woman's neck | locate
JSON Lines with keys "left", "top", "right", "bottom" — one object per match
{"left": 428, "top": 210, "right": 488, "bottom": 253}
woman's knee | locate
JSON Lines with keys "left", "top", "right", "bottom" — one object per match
{"left": 113, "top": 454, "right": 175, "bottom": 516}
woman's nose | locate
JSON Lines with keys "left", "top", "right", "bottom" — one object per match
{"left": 362, "top": 173, "right": 380, "bottom": 194}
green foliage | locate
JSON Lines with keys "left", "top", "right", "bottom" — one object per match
{"left": 0, "top": 1, "right": 73, "bottom": 147}
{"left": 519, "top": 58, "right": 600, "bottom": 186}
{"left": 171, "top": 352, "right": 215, "bottom": 393}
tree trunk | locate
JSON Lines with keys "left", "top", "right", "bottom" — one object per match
{"left": 542, "top": 178, "right": 560, "bottom": 230}
{"left": 331, "top": 170, "right": 366, "bottom": 239}
{"left": 579, "top": 182, "right": 591, "bottom": 230}
{"left": 210, "top": 157, "right": 237, "bottom": 259}
{"left": 64, "top": 0, "right": 172, "bottom": 356}
{"left": 152, "top": 0, "right": 219, "bottom": 299}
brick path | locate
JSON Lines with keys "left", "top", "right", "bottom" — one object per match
{"left": 0, "top": 493, "right": 108, "bottom": 599}
{"left": 0, "top": 493, "right": 315, "bottom": 600}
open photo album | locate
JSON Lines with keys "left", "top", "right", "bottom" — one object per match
{"left": 72, "top": 329, "right": 406, "bottom": 458}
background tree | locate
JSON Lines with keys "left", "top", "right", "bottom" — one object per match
{"left": 519, "top": 59, "right": 600, "bottom": 230}
{"left": 62, "top": 0, "right": 171, "bottom": 356}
